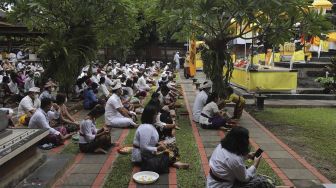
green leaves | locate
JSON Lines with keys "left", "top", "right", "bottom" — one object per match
{"left": 4, "top": 0, "right": 141, "bottom": 92}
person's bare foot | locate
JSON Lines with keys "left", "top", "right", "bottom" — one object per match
{"left": 94, "top": 148, "right": 108, "bottom": 154}
{"left": 173, "top": 161, "right": 190, "bottom": 169}
{"left": 63, "top": 133, "right": 75, "bottom": 140}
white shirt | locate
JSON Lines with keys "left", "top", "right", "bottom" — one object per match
{"left": 167, "top": 81, "right": 176, "bottom": 90}
{"left": 174, "top": 53, "right": 180, "bottom": 63}
{"left": 112, "top": 68, "right": 118, "bottom": 77}
{"left": 8, "top": 81, "right": 19, "bottom": 94}
{"left": 154, "top": 112, "right": 167, "bottom": 130}
{"left": 132, "top": 123, "right": 159, "bottom": 162}
{"left": 18, "top": 95, "right": 41, "bottom": 116}
{"left": 199, "top": 102, "right": 219, "bottom": 125}
{"left": 90, "top": 75, "right": 99, "bottom": 84}
{"left": 79, "top": 119, "right": 97, "bottom": 144}
{"left": 105, "top": 93, "right": 124, "bottom": 124}
{"left": 123, "top": 87, "right": 134, "bottom": 100}
{"left": 207, "top": 145, "right": 256, "bottom": 188}
{"left": 137, "top": 76, "right": 149, "bottom": 91}
{"left": 28, "top": 108, "right": 61, "bottom": 135}
{"left": 17, "top": 62, "right": 25, "bottom": 70}
{"left": 9, "top": 53, "right": 16, "bottom": 60}
{"left": 98, "top": 84, "right": 110, "bottom": 98}
{"left": 192, "top": 90, "right": 208, "bottom": 122}
{"left": 105, "top": 76, "right": 113, "bottom": 88}
{"left": 17, "top": 51, "right": 24, "bottom": 59}
{"left": 39, "top": 90, "right": 55, "bottom": 101}
{"left": 24, "top": 77, "right": 35, "bottom": 93}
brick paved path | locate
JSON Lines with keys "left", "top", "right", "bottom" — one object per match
{"left": 179, "top": 70, "right": 331, "bottom": 188}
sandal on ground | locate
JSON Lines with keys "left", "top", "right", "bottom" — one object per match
{"left": 219, "top": 127, "right": 232, "bottom": 132}
{"left": 173, "top": 162, "right": 190, "bottom": 169}
{"left": 94, "top": 148, "right": 108, "bottom": 154}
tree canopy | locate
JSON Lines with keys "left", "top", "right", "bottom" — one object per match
{"left": 3, "top": 0, "right": 139, "bottom": 92}
{"left": 156, "top": 0, "right": 332, "bottom": 95}
{"left": 1, "top": 0, "right": 333, "bottom": 95}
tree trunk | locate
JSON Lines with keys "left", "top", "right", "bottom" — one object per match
{"left": 164, "top": 40, "right": 168, "bottom": 62}
{"left": 202, "top": 40, "right": 232, "bottom": 97}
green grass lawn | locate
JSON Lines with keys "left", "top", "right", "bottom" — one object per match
{"left": 104, "top": 89, "right": 155, "bottom": 187}
{"left": 103, "top": 129, "right": 136, "bottom": 188}
{"left": 175, "top": 105, "right": 206, "bottom": 187}
{"left": 252, "top": 108, "right": 336, "bottom": 181}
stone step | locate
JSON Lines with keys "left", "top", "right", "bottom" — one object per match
{"left": 16, "top": 154, "right": 75, "bottom": 188}
{"left": 0, "top": 149, "right": 46, "bottom": 188}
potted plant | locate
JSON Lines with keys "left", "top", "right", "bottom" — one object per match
{"left": 315, "top": 56, "right": 336, "bottom": 94}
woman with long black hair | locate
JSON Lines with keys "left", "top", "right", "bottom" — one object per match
{"left": 207, "top": 127, "right": 274, "bottom": 188}
{"left": 131, "top": 104, "right": 188, "bottom": 173}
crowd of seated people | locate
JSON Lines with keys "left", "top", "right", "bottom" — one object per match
{"left": 0, "top": 51, "right": 273, "bottom": 186}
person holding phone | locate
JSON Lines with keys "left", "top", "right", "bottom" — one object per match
{"left": 207, "top": 127, "right": 274, "bottom": 188}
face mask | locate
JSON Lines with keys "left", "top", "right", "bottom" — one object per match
{"left": 65, "top": 98, "right": 68, "bottom": 103}
{"left": 34, "top": 94, "right": 39, "bottom": 99}
{"left": 50, "top": 87, "right": 55, "bottom": 92}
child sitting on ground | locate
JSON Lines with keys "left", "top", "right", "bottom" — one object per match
{"left": 223, "top": 87, "right": 246, "bottom": 120}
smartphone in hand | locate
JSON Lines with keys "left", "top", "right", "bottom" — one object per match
{"left": 254, "top": 148, "right": 264, "bottom": 158}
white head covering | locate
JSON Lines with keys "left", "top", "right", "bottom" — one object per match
{"left": 34, "top": 72, "right": 41, "bottom": 78}
{"left": 111, "top": 80, "right": 122, "bottom": 90}
{"left": 29, "top": 87, "right": 40, "bottom": 93}
{"left": 200, "top": 81, "right": 212, "bottom": 89}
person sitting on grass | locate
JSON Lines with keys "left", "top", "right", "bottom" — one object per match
{"left": 83, "top": 82, "right": 100, "bottom": 110}
{"left": 18, "top": 87, "right": 41, "bottom": 126}
{"left": 51, "top": 93, "right": 80, "bottom": 133}
{"left": 97, "top": 77, "right": 110, "bottom": 100}
{"left": 199, "top": 92, "right": 235, "bottom": 130}
{"left": 28, "top": 98, "right": 73, "bottom": 146}
{"left": 150, "top": 100, "right": 179, "bottom": 140}
{"left": 137, "top": 72, "right": 151, "bottom": 92}
{"left": 105, "top": 80, "right": 138, "bottom": 128}
{"left": 79, "top": 105, "right": 113, "bottom": 154}
{"left": 223, "top": 87, "right": 246, "bottom": 120}
{"left": 207, "top": 127, "right": 274, "bottom": 188}
{"left": 131, "top": 104, "right": 189, "bottom": 173}
{"left": 39, "top": 81, "right": 57, "bottom": 101}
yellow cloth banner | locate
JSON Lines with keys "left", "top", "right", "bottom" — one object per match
{"left": 274, "top": 53, "right": 281, "bottom": 63}
{"left": 292, "top": 50, "right": 305, "bottom": 62}
{"left": 227, "top": 68, "right": 297, "bottom": 91}
{"left": 258, "top": 54, "right": 266, "bottom": 62}
{"left": 321, "top": 40, "right": 329, "bottom": 52}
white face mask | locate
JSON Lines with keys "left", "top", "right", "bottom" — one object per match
{"left": 50, "top": 87, "right": 55, "bottom": 92}
{"left": 34, "top": 94, "right": 39, "bottom": 99}
{"left": 65, "top": 98, "right": 68, "bottom": 103}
